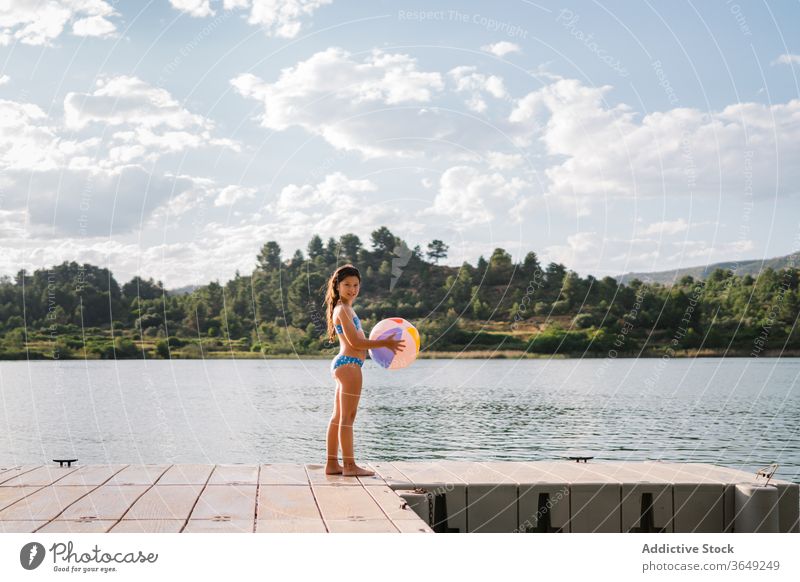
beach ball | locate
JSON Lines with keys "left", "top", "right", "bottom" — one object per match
{"left": 368, "top": 317, "right": 419, "bottom": 369}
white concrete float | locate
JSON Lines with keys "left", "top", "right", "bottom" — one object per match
{"left": 374, "top": 461, "right": 799, "bottom": 533}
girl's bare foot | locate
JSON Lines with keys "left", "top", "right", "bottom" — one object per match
{"left": 325, "top": 457, "right": 343, "bottom": 474}
{"left": 341, "top": 464, "right": 375, "bottom": 477}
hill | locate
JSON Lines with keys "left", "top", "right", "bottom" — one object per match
{"left": 616, "top": 251, "right": 800, "bottom": 285}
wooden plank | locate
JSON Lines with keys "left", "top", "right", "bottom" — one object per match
{"left": 110, "top": 520, "right": 184, "bottom": 533}
{"left": 107, "top": 465, "right": 171, "bottom": 486}
{"left": 157, "top": 464, "right": 214, "bottom": 485}
{"left": 54, "top": 465, "right": 129, "bottom": 486}
{"left": 326, "top": 519, "right": 398, "bottom": 533}
{"left": 189, "top": 485, "right": 256, "bottom": 520}
{"left": 0, "top": 521, "right": 48, "bottom": 533}
{"left": 0, "top": 486, "right": 94, "bottom": 521}
{"left": 208, "top": 465, "right": 259, "bottom": 485}
{"left": 259, "top": 464, "right": 308, "bottom": 485}
{"left": 183, "top": 520, "right": 253, "bottom": 533}
{"left": 58, "top": 485, "right": 149, "bottom": 520}
{"left": 39, "top": 520, "right": 116, "bottom": 533}
{"left": 312, "top": 485, "right": 387, "bottom": 521}
{"left": 370, "top": 462, "right": 414, "bottom": 488}
{"left": 0, "top": 465, "right": 80, "bottom": 486}
{"left": 0, "top": 466, "right": 42, "bottom": 485}
{"left": 0, "top": 486, "right": 40, "bottom": 511}
{"left": 353, "top": 463, "right": 389, "bottom": 486}
{"left": 363, "top": 485, "right": 428, "bottom": 521}
{"left": 255, "top": 519, "right": 326, "bottom": 533}
{"left": 257, "top": 485, "right": 322, "bottom": 520}
{"left": 304, "top": 464, "right": 360, "bottom": 486}
{"left": 123, "top": 485, "right": 203, "bottom": 520}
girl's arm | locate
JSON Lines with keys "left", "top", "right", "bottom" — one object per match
{"left": 335, "top": 306, "right": 401, "bottom": 351}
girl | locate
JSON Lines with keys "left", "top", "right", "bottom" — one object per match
{"left": 323, "top": 264, "right": 404, "bottom": 476}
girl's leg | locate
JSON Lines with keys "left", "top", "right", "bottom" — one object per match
{"left": 325, "top": 380, "right": 343, "bottom": 474}
{"left": 334, "top": 364, "right": 374, "bottom": 477}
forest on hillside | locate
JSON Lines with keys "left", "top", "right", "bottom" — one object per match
{"left": 1, "top": 226, "right": 799, "bottom": 359}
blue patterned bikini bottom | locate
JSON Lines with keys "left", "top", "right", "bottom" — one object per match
{"left": 331, "top": 354, "right": 364, "bottom": 374}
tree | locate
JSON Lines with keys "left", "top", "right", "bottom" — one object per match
{"left": 562, "top": 271, "right": 587, "bottom": 308}
{"left": 521, "top": 251, "right": 541, "bottom": 278}
{"left": 122, "top": 276, "right": 164, "bottom": 300}
{"left": 257, "top": 241, "right": 282, "bottom": 272}
{"left": 325, "top": 237, "right": 338, "bottom": 263}
{"left": 426, "top": 239, "right": 449, "bottom": 264}
{"left": 488, "top": 248, "right": 513, "bottom": 284}
{"left": 370, "top": 226, "right": 397, "bottom": 257}
{"left": 544, "top": 262, "right": 567, "bottom": 301}
{"left": 287, "top": 272, "right": 326, "bottom": 327}
{"left": 307, "top": 235, "right": 324, "bottom": 259}
{"left": 444, "top": 267, "right": 473, "bottom": 308}
{"left": 338, "top": 234, "right": 362, "bottom": 263}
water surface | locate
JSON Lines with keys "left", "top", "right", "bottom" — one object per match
{"left": 1, "top": 357, "right": 798, "bottom": 482}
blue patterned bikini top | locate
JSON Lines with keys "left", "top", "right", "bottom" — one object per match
{"left": 335, "top": 315, "right": 361, "bottom": 334}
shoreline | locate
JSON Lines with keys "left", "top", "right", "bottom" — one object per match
{"left": 3, "top": 348, "right": 800, "bottom": 361}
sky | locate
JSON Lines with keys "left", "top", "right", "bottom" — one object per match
{"left": 1, "top": 0, "right": 799, "bottom": 288}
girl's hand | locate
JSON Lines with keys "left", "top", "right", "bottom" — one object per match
{"left": 382, "top": 337, "right": 405, "bottom": 354}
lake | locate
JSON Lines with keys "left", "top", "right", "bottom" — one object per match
{"left": 1, "top": 357, "right": 798, "bottom": 483}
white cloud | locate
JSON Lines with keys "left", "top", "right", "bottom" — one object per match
{"left": 543, "top": 231, "right": 758, "bottom": 277}
{"left": 214, "top": 184, "right": 257, "bottom": 206}
{"left": 637, "top": 218, "right": 689, "bottom": 236}
{"left": 169, "top": 0, "right": 215, "bottom": 18}
{"left": 64, "top": 76, "right": 207, "bottom": 131}
{"left": 447, "top": 66, "right": 507, "bottom": 113}
{"left": 63, "top": 75, "right": 239, "bottom": 165}
{"left": 231, "top": 48, "right": 524, "bottom": 159}
{"left": 72, "top": 15, "right": 116, "bottom": 37}
{"left": 773, "top": 53, "right": 800, "bottom": 66}
{"left": 0, "top": 99, "right": 89, "bottom": 172}
{"left": 509, "top": 78, "right": 800, "bottom": 212}
{"left": 275, "top": 172, "right": 376, "bottom": 212}
{"left": 0, "top": 89, "right": 238, "bottom": 235}
{"left": 481, "top": 41, "right": 521, "bottom": 57}
{"left": 1, "top": 165, "right": 203, "bottom": 236}
{"left": 169, "top": 0, "right": 332, "bottom": 38}
{"left": 426, "top": 166, "right": 530, "bottom": 226}
{"left": 487, "top": 151, "right": 524, "bottom": 170}
{"left": 0, "top": 0, "right": 119, "bottom": 46}
{"left": 0, "top": 75, "right": 9, "bottom": 86}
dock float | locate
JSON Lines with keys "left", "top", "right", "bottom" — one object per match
{"left": 0, "top": 461, "right": 796, "bottom": 533}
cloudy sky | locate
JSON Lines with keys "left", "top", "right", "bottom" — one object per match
{"left": 1, "top": 0, "right": 799, "bottom": 287}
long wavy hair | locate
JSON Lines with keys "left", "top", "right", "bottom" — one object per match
{"left": 324, "top": 264, "right": 361, "bottom": 343}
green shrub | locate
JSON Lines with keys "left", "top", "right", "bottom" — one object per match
{"left": 155, "top": 339, "right": 170, "bottom": 359}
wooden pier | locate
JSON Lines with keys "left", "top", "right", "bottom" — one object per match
{"left": 0, "top": 461, "right": 797, "bottom": 533}
{"left": 0, "top": 463, "right": 432, "bottom": 533}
